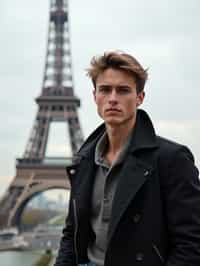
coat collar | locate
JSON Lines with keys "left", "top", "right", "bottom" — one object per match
{"left": 129, "top": 109, "right": 158, "bottom": 152}
{"left": 77, "top": 109, "right": 158, "bottom": 159}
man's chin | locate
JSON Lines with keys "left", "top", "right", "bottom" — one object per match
{"left": 104, "top": 116, "right": 135, "bottom": 128}
{"left": 104, "top": 119, "right": 121, "bottom": 126}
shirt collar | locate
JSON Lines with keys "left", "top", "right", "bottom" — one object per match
{"left": 95, "top": 128, "right": 133, "bottom": 168}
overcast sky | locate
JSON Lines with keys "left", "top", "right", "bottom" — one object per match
{"left": 0, "top": 0, "right": 200, "bottom": 196}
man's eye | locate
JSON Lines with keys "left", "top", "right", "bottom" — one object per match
{"left": 118, "top": 87, "right": 130, "bottom": 94}
{"left": 98, "top": 87, "right": 111, "bottom": 93}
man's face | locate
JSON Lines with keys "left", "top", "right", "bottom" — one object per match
{"left": 93, "top": 68, "right": 145, "bottom": 127}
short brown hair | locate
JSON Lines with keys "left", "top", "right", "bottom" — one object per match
{"left": 86, "top": 51, "right": 148, "bottom": 93}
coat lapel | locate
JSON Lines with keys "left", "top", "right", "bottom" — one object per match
{"left": 107, "top": 154, "right": 153, "bottom": 246}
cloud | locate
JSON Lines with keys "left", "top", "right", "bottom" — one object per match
{"left": 155, "top": 119, "right": 200, "bottom": 169}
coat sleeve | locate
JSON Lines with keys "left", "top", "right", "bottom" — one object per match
{"left": 162, "top": 146, "right": 200, "bottom": 266}
{"left": 54, "top": 190, "right": 77, "bottom": 266}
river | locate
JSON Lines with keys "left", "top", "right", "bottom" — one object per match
{"left": 0, "top": 251, "right": 41, "bottom": 266}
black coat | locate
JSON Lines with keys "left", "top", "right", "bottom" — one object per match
{"left": 55, "top": 109, "right": 200, "bottom": 266}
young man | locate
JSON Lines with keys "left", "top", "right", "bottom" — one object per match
{"left": 55, "top": 51, "right": 200, "bottom": 266}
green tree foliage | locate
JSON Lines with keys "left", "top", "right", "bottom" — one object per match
{"left": 21, "top": 208, "right": 59, "bottom": 230}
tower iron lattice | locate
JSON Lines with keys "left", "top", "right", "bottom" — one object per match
{"left": 0, "top": 0, "right": 83, "bottom": 228}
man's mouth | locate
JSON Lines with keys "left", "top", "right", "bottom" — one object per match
{"left": 105, "top": 108, "right": 121, "bottom": 113}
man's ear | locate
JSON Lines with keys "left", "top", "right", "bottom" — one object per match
{"left": 136, "top": 91, "right": 145, "bottom": 107}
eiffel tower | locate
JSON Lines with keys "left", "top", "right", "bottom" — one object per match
{"left": 0, "top": 0, "right": 83, "bottom": 228}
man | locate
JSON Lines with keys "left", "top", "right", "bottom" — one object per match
{"left": 55, "top": 51, "right": 200, "bottom": 266}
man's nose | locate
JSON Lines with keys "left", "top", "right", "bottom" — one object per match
{"left": 108, "top": 89, "right": 118, "bottom": 103}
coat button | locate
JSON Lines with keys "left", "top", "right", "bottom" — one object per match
{"left": 133, "top": 213, "right": 141, "bottom": 223}
{"left": 144, "top": 170, "right": 149, "bottom": 176}
{"left": 69, "top": 169, "right": 76, "bottom": 175}
{"left": 136, "top": 252, "right": 144, "bottom": 261}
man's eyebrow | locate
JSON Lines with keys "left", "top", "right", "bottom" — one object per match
{"left": 117, "top": 85, "right": 132, "bottom": 88}
{"left": 97, "top": 84, "right": 132, "bottom": 87}
{"left": 97, "top": 84, "right": 112, "bottom": 89}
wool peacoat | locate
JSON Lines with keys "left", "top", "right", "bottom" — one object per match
{"left": 55, "top": 109, "right": 200, "bottom": 266}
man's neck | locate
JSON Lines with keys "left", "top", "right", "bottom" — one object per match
{"left": 105, "top": 119, "right": 136, "bottom": 163}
